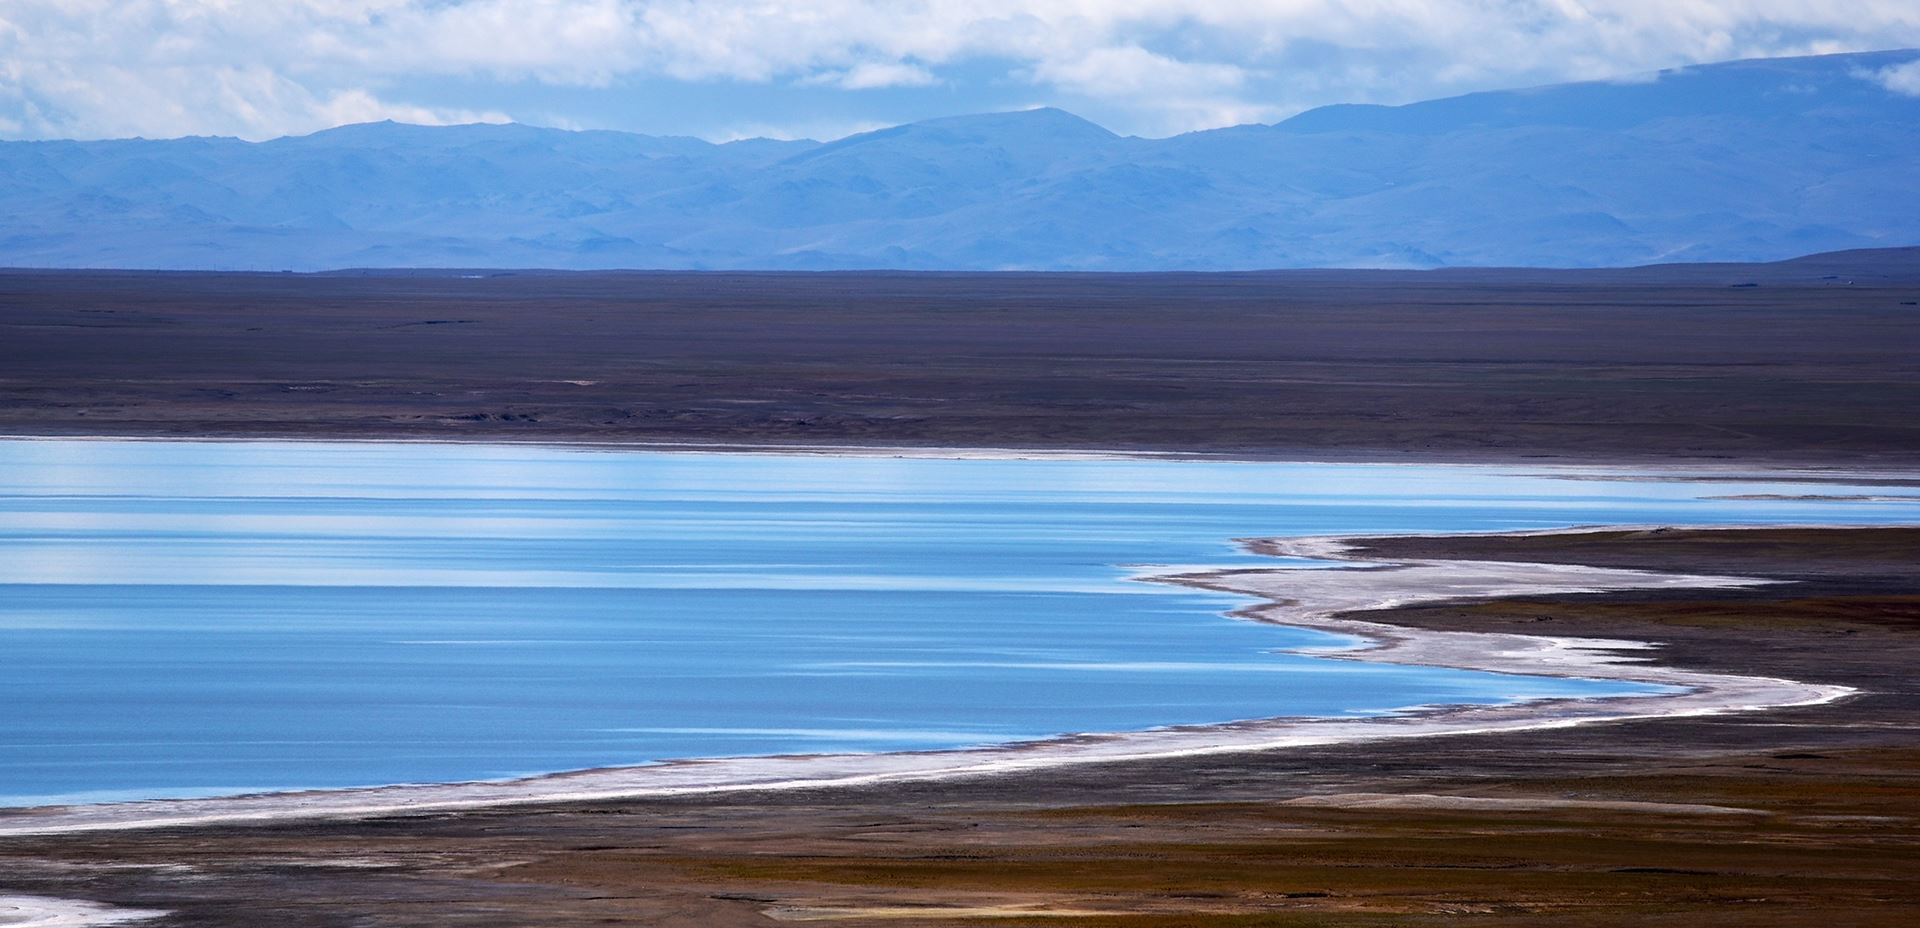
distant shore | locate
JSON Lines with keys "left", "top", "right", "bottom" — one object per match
{"left": 4, "top": 264, "right": 1916, "bottom": 468}
{"left": 12, "top": 431, "right": 1920, "bottom": 490}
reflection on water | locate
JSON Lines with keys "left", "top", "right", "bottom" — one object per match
{"left": 0, "top": 440, "right": 1910, "bottom": 805}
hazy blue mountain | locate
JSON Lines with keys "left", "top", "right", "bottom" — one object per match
{"left": 2, "top": 49, "right": 1916, "bottom": 270}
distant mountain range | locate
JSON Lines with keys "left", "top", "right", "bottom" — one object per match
{"left": 3, "top": 49, "right": 1917, "bottom": 271}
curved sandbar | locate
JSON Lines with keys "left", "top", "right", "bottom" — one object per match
{"left": 0, "top": 526, "right": 1854, "bottom": 837}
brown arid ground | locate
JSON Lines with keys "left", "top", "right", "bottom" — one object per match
{"left": 3, "top": 526, "right": 1918, "bottom": 927}
{"left": 2, "top": 246, "right": 1919, "bottom": 468}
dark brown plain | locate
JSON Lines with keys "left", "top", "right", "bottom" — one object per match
{"left": 3, "top": 248, "right": 1917, "bottom": 467}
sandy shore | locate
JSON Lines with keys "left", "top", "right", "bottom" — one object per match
{"left": 16, "top": 433, "right": 1920, "bottom": 489}
{"left": 0, "top": 525, "right": 1855, "bottom": 837}
{"left": 0, "top": 895, "right": 164, "bottom": 928}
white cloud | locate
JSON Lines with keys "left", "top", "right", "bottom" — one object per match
{"left": 715, "top": 117, "right": 892, "bottom": 142}
{"left": 802, "top": 61, "right": 939, "bottom": 90}
{"left": 1030, "top": 46, "right": 1248, "bottom": 99}
{"left": 1027, "top": 46, "right": 1277, "bottom": 134}
{"left": 315, "top": 90, "right": 511, "bottom": 129}
{"left": 0, "top": 1, "right": 1916, "bottom": 140}
{"left": 1870, "top": 58, "right": 1920, "bottom": 95}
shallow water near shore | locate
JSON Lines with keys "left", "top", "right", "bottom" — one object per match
{"left": 0, "top": 439, "right": 1912, "bottom": 807}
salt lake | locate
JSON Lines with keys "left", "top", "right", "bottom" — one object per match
{"left": 1, "top": 439, "right": 1911, "bottom": 806}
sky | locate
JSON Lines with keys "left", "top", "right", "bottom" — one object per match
{"left": 1, "top": 1, "right": 1918, "bottom": 143}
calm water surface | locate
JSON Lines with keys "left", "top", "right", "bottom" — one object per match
{"left": 0, "top": 440, "right": 1911, "bottom": 805}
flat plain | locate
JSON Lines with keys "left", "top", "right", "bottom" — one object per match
{"left": 2, "top": 248, "right": 1917, "bottom": 467}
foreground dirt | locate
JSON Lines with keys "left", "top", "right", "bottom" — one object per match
{"left": 3, "top": 527, "right": 1917, "bottom": 926}
{"left": 3, "top": 253, "right": 1919, "bottom": 467}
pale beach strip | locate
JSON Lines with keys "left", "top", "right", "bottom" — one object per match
{"left": 8, "top": 433, "right": 1920, "bottom": 485}
{"left": 0, "top": 895, "right": 166, "bottom": 927}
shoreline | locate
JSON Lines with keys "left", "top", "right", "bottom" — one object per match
{"left": 0, "top": 523, "right": 1860, "bottom": 838}
{"left": 9, "top": 431, "right": 1920, "bottom": 486}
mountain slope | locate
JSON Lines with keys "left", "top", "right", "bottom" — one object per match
{"left": 0, "top": 49, "right": 1915, "bottom": 270}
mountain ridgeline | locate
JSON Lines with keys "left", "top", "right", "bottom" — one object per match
{"left": 3, "top": 49, "right": 1917, "bottom": 271}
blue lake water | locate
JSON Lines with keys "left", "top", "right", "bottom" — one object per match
{"left": 0, "top": 439, "right": 1913, "bottom": 806}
